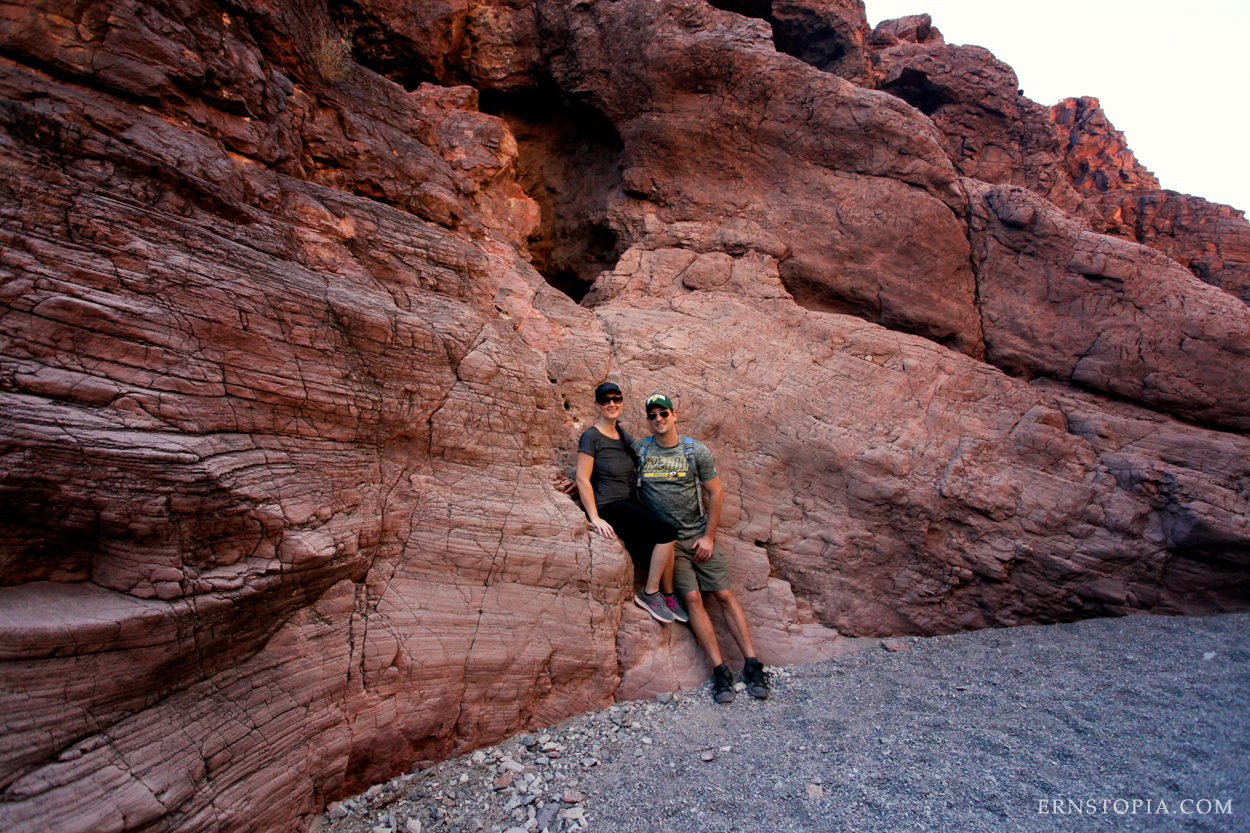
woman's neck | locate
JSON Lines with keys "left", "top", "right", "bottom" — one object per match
{"left": 594, "top": 418, "right": 619, "bottom": 438}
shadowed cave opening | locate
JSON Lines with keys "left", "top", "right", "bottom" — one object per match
{"left": 479, "top": 88, "right": 626, "bottom": 302}
{"left": 706, "top": 0, "right": 853, "bottom": 75}
{"left": 877, "top": 68, "right": 949, "bottom": 116}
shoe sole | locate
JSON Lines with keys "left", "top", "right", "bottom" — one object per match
{"left": 634, "top": 595, "right": 674, "bottom": 624}
{"left": 746, "top": 686, "right": 769, "bottom": 699}
{"left": 714, "top": 691, "right": 736, "bottom": 704}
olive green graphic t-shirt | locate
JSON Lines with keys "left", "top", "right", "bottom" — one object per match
{"left": 632, "top": 437, "right": 717, "bottom": 540}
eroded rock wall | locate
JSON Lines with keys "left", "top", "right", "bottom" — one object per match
{"left": 1049, "top": 97, "right": 1250, "bottom": 305}
{"left": 2, "top": 1, "right": 1248, "bottom": 832}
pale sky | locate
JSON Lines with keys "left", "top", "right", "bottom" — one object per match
{"left": 866, "top": 0, "right": 1249, "bottom": 213}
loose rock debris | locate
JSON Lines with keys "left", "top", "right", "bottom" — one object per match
{"left": 312, "top": 669, "right": 794, "bottom": 833}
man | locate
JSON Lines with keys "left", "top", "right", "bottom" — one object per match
{"left": 633, "top": 393, "right": 769, "bottom": 703}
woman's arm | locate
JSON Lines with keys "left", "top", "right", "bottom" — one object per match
{"left": 575, "top": 451, "right": 616, "bottom": 538}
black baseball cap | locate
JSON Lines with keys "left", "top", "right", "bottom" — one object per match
{"left": 595, "top": 382, "right": 623, "bottom": 402}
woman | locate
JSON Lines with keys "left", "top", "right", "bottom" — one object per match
{"left": 575, "top": 382, "right": 686, "bottom": 625}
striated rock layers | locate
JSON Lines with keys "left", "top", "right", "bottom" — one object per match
{"left": 1, "top": 1, "right": 1247, "bottom": 832}
{"left": 1049, "top": 96, "right": 1250, "bottom": 306}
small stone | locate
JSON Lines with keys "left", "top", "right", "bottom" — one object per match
{"left": 719, "top": 746, "right": 731, "bottom": 753}
{"left": 406, "top": 820, "right": 423, "bottom": 833}
{"left": 641, "top": 737, "right": 652, "bottom": 745}
{"left": 329, "top": 803, "right": 350, "bottom": 820}
{"left": 520, "top": 735, "right": 539, "bottom": 748}
{"left": 580, "top": 758, "right": 598, "bottom": 768}
{"left": 656, "top": 692, "right": 673, "bottom": 704}
{"left": 633, "top": 748, "right": 644, "bottom": 757}
{"left": 535, "top": 802, "right": 561, "bottom": 830}
{"left": 700, "top": 750, "right": 716, "bottom": 762}
{"left": 502, "top": 759, "right": 526, "bottom": 773}
{"left": 494, "top": 772, "right": 515, "bottom": 790}
{"left": 562, "top": 790, "right": 585, "bottom": 804}
{"left": 806, "top": 784, "right": 824, "bottom": 800}
{"left": 733, "top": 682, "right": 746, "bottom": 692}
{"left": 560, "top": 808, "right": 585, "bottom": 821}
{"left": 881, "top": 638, "right": 909, "bottom": 652}
{"left": 1203, "top": 651, "right": 1217, "bottom": 660}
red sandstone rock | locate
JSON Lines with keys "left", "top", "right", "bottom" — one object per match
{"left": 871, "top": 41, "right": 1088, "bottom": 218}
{"left": 1049, "top": 97, "right": 1250, "bottom": 305}
{"left": 768, "top": 0, "right": 875, "bottom": 85}
{"left": 1, "top": 2, "right": 1248, "bottom": 832}
{"left": 967, "top": 180, "right": 1250, "bottom": 430}
{"left": 588, "top": 246, "right": 1250, "bottom": 636}
{"left": 870, "top": 13, "right": 944, "bottom": 47}
{"left": 1049, "top": 96, "right": 1161, "bottom": 194}
{"left": 1087, "top": 190, "right": 1250, "bottom": 305}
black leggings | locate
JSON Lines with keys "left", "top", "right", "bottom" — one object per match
{"left": 598, "top": 499, "right": 677, "bottom": 563}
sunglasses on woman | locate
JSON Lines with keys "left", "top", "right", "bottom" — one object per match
{"left": 597, "top": 395, "right": 623, "bottom": 404}
{"left": 646, "top": 409, "right": 671, "bottom": 420}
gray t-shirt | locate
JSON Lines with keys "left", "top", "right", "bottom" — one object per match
{"left": 577, "top": 426, "right": 635, "bottom": 506}
{"left": 632, "top": 437, "right": 718, "bottom": 540}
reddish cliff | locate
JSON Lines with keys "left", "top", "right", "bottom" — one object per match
{"left": 1049, "top": 96, "right": 1250, "bottom": 305}
{"left": 1, "top": 1, "right": 1247, "bottom": 831}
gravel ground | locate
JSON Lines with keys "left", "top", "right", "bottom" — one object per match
{"left": 313, "top": 612, "right": 1249, "bottom": 833}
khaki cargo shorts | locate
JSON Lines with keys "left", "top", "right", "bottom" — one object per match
{"left": 672, "top": 536, "right": 731, "bottom": 598}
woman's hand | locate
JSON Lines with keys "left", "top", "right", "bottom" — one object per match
{"left": 589, "top": 517, "right": 617, "bottom": 539}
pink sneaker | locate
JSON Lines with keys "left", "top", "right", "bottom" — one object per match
{"left": 665, "top": 594, "right": 689, "bottom": 624}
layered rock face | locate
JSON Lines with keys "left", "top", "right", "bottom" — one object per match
{"left": 1049, "top": 96, "right": 1250, "bottom": 305}
{"left": 1, "top": 1, "right": 1248, "bottom": 832}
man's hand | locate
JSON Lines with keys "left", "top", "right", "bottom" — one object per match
{"left": 692, "top": 534, "right": 715, "bottom": 562}
{"left": 555, "top": 475, "right": 578, "bottom": 498}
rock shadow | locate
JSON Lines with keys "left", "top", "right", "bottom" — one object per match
{"left": 481, "top": 87, "right": 625, "bottom": 302}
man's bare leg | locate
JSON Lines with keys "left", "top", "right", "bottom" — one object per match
{"left": 709, "top": 588, "right": 757, "bottom": 659}
{"left": 683, "top": 590, "right": 723, "bottom": 667}
{"left": 710, "top": 588, "right": 770, "bottom": 699}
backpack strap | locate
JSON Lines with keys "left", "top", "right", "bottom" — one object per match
{"left": 634, "top": 436, "right": 653, "bottom": 489}
{"left": 682, "top": 436, "right": 704, "bottom": 517}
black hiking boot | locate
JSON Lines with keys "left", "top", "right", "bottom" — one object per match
{"left": 712, "top": 663, "right": 736, "bottom": 704}
{"left": 743, "top": 657, "right": 770, "bottom": 700}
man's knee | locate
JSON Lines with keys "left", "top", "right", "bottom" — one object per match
{"left": 710, "top": 588, "right": 737, "bottom": 605}
{"left": 683, "top": 589, "right": 705, "bottom": 610}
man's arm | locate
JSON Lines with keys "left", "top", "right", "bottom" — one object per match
{"left": 692, "top": 475, "right": 723, "bottom": 562}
